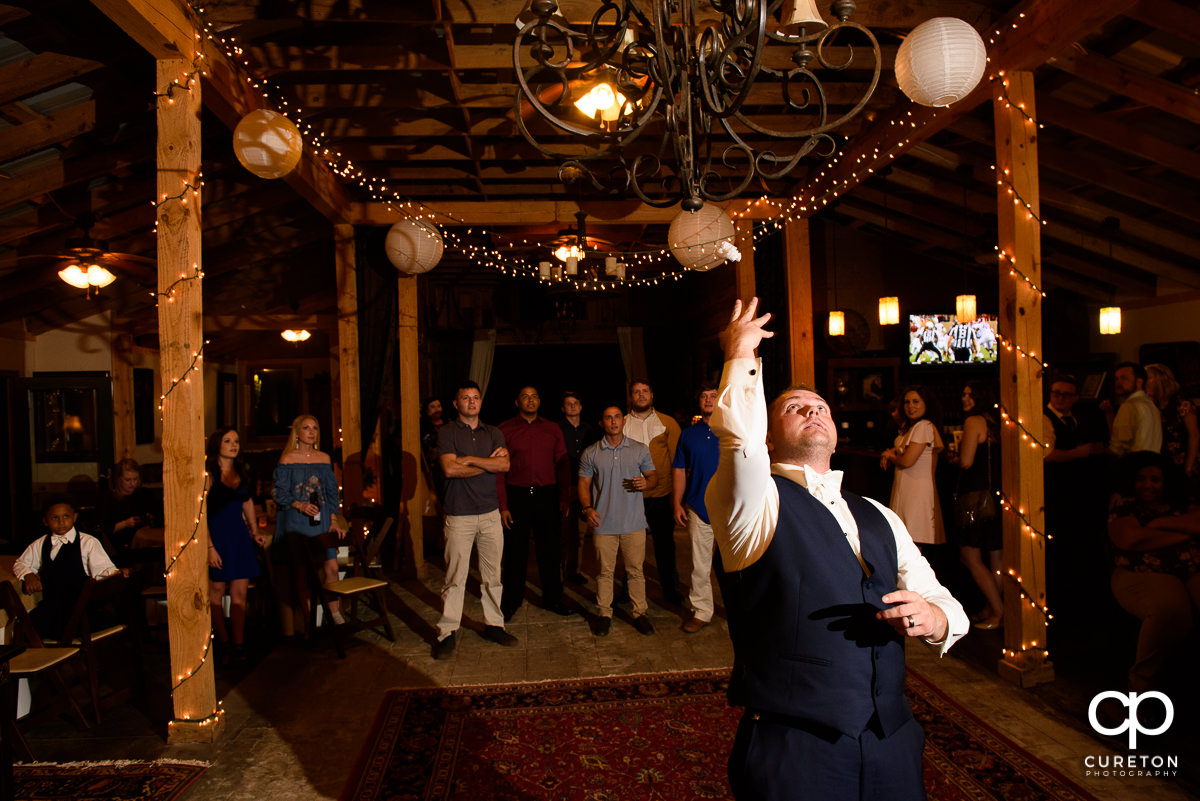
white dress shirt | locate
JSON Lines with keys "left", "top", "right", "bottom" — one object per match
{"left": 705, "top": 358, "right": 970, "bottom": 655}
{"left": 1110, "top": 390, "right": 1163, "bottom": 456}
{"left": 12, "top": 527, "right": 119, "bottom": 582}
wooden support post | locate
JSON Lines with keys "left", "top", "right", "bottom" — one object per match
{"left": 784, "top": 218, "right": 815, "bottom": 386}
{"left": 334, "top": 225, "right": 362, "bottom": 504}
{"left": 156, "top": 57, "right": 222, "bottom": 742}
{"left": 397, "top": 274, "right": 426, "bottom": 579}
{"left": 993, "top": 71, "right": 1054, "bottom": 688}
{"left": 735, "top": 219, "right": 756, "bottom": 302}
{"left": 111, "top": 328, "right": 135, "bottom": 460}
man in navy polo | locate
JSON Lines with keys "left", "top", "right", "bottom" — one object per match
{"left": 707, "top": 299, "right": 969, "bottom": 801}
{"left": 672, "top": 380, "right": 720, "bottom": 633}
{"left": 433, "top": 380, "right": 518, "bottom": 659}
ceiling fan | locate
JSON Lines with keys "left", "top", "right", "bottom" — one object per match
{"left": 18, "top": 213, "right": 156, "bottom": 297}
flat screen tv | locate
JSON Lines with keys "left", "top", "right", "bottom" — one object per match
{"left": 908, "top": 313, "right": 998, "bottom": 365}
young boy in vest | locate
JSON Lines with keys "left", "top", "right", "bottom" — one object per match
{"left": 13, "top": 496, "right": 120, "bottom": 640}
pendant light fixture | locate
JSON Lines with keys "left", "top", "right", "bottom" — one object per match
{"left": 1099, "top": 217, "right": 1122, "bottom": 335}
{"left": 954, "top": 173, "right": 976, "bottom": 323}
{"left": 877, "top": 190, "right": 899, "bottom": 325}
{"left": 828, "top": 227, "right": 843, "bottom": 336}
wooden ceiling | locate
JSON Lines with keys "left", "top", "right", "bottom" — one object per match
{"left": 1, "top": 0, "right": 1197, "bottom": 348}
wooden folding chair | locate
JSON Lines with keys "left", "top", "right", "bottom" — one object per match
{"left": 323, "top": 517, "right": 395, "bottom": 643}
{"left": 300, "top": 531, "right": 349, "bottom": 659}
{"left": 0, "top": 582, "right": 91, "bottom": 761}
{"left": 44, "top": 575, "right": 142, "bottom": 725}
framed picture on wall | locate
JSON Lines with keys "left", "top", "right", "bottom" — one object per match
{"left": 133, "top": 368, "right": 155, "bottom": 445}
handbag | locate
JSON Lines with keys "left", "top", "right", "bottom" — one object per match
{"left": 954, "top": 437, "right": 998, "bottom": 529}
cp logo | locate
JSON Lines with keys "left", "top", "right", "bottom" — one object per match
{"left": 1088, "top": 691, "right": 1173, "bottom": 749}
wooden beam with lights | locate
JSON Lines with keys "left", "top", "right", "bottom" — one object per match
{"left": 155, "top": 57, "right": 222, "bottom": 742}
{"left": 993, "top": 71, "right": 1053, "bottom": 689}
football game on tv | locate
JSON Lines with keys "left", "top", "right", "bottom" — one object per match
{"left": 908, "top": 313, "right": 998, "bottom": 365}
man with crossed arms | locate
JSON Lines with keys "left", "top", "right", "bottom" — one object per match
{"left": 706, "top": 298, "right": 969, "bottom": 801}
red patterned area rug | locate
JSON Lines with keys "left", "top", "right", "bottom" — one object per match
{"left": 13, "top": 759, "right": 208, "bottom": 801}
{"left": 344, "top": 668, "right": 1099, "bottom": 801}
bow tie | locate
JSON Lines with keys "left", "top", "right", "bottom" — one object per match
{"left": 802, "top": 465, "right": 844, "bottom": 498}
{"left": 51, "top": 532, "right": 74, "bottom": 545}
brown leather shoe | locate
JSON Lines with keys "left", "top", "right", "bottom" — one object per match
{"left": 681, "top": 616, "right": 708, "bottom": 634}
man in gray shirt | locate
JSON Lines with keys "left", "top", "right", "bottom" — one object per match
{"left": 578, "top": 405, "right": 658, "bottom": 637}
{"left": 434, "top": 380, "right": 518, "bottom": 658}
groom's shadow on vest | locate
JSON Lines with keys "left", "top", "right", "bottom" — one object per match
{"left": 810, "top": 603, "right": 896, "bottom": 648}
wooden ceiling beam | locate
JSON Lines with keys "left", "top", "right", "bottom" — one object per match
{"left": 1039, "top": 184, "right": 1200, "bottom": 262}
{"left": 1038, "top": 96, "right": 1200, "bottom": 182}
{"left": 0, "top": 102, "right": 97, "bottom": 164}
{"left": 1044, "top": 221, "right": 1200, "bottom": 288}
{"left": 1127, "top": 0, "right": 1200, "bottom": 47}
{"left": 91, "top": 0, "right": 354, "bottom": 223}
{"left": 441, "top": 0, "right": 995, "bottom": 29}
{"left": 1047, "top": 47, "right": 1200, "bottom": 125}
{"left": 950, "top": 115, "right": 1200, "bottom": 225}
{"left": 0, "top": 52, "right": 104, "bottom": 106}
{"left": 353, "top": 197, "right": 780, "bottom": 225}
{"left": 800, "top": 0, "right": 1140, "bottom": 211}
{"left": 1045, "top": 249, "right": 1157, "bottom": 298}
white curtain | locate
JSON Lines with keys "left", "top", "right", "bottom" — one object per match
{"left": 468, "top": 328, "right": 497, "bottom": 398}
{"left": 616, "top": 326, "right": 648, "bottom": 385}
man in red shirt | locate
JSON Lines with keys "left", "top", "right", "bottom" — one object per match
{"left": 497, "top": 385, "right": 575, "bottom": 619}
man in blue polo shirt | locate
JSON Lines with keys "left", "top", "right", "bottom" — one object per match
{"left": 578, "top": 405, "right": 658, "bottom": 637}
{"left": 672, "top": 380, "right": 720, "bottom": 633}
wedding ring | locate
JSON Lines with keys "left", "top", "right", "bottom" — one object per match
{"left": 906, "top": 615, "right": 916, "bottom": 629}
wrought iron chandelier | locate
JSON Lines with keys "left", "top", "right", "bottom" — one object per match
{"left": 513, "top": 0, "right": 882, "bottom": 210}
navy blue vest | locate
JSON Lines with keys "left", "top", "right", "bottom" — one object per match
{"left": 718, "top": 476, "right": 911, "bottom": 737}
{"left": 37, "top": 533, "right": 88, "bottom": 640}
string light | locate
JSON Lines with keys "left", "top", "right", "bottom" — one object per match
{"left": 995, "top": 332, "right": 1047, "bottom": 371}
{"left": 153, "top": 267, "right": 206, "bottom": 300}
{"left": 995, "top": 247, "right": 1047, "bottom": 297}
{"left": 158, "top": 341, "right": 208, "bottom": 410}
{"left": 153, "top": 173, "right": 204, "bottom": 210}
{"left": 153, "top": 48, "right": 208, "bottom": 106}
{"left": 997, "top": 404, "right": 1048, "bottom": 451}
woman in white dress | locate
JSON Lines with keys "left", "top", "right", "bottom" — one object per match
{"left": 881, "top": 386, "right": 946, "bottom": 547}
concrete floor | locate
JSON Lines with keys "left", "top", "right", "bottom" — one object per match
{"left": 23, "top": 550, "right": 1198, "bottom": 801}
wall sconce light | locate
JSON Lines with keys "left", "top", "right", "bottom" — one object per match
{"left": 1099, "top": 306, "right": 1121, "bottom": 335}
{"left": 878, "top": 297, "right": 899, "bottom": 325}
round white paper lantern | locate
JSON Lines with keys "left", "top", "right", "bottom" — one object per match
{"left": 385, "top": 218, "right": 444, "bottom": 274}
{"left": 895, "top": 18, "right": 986, "bottom": 108}
{"left": 668, "top": 204, "right": 736, "bottom": 271}
{"left": 233, "top": 109, "right": 304, "bottom": 179}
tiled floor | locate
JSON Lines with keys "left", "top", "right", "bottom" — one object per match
{"left": 23, "top": 558, "right": 1198, "bottom": 801}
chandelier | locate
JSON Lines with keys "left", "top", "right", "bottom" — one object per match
{"left": 537, "top": 211, "right": 631, "bottom": 288}
{"left": 513, "top": 0, "right": 882, "bottom": 210}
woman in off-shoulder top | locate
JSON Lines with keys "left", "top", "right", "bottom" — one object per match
{"left": 881, "top": 385, "right": 946, "bottom": 547}
{"left": 272, "top": 414, "right": 347, "bottom": 631}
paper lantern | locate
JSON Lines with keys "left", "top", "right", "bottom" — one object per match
{"left": 956, "top": 294, "right": 977, "bottom": 323}
{"left": 828, "top": 310, "right": 845, "bottom": 336}
{"left": 385, "top": 218, "right": 444, "bottom": 274}
{"left": 895, "top": 18, "right": 986, "bottom": 108}
{"left": 878, "top": 296, "right": 899, "bottom": 325}
{"left": 668, "top": 204, "right": 736, "bottom": 271}
{"left": 233, "top": 109, "right": 303, "bottom": 179}
{"left": 1099, "top": 306, "right": 1122, "bottom": 335}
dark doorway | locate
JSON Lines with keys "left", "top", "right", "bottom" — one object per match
{"left": 483, "top": 343, "right": 628, "bottom": 427}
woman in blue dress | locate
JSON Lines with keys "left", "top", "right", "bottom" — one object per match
{"left": 273, "top": 414, "right": 346, "bottom": 631}
{"left": 206, "top": 427, "right": 267, "bottom": 663}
